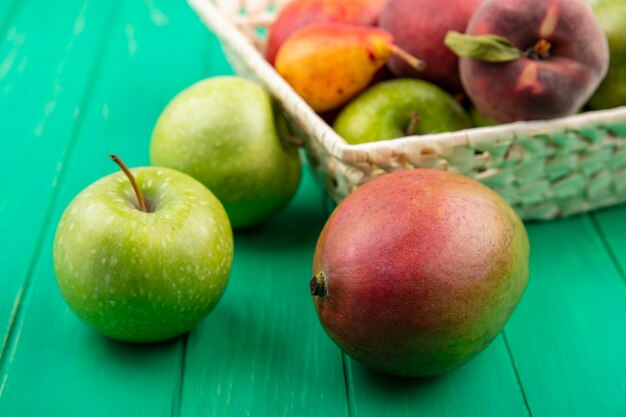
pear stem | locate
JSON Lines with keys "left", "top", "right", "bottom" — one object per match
{"left": 310, "top": 272, "right": 327, "bottom": 297}
{"left": 386, "top": 43, "right": 426, "bottom": 72}
{"left": 108, "top": 154, "right": 147, "bottom": 212}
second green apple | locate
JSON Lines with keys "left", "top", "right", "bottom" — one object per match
{"left": 588, "top": 0, "right": 626, "bottom": 110}
{"left": 333, "top": 78, "right": 472, "bottom": 145}
{"left": 150, "top": 76, "right": 301, "bottom": 229}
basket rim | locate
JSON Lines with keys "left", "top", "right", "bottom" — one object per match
{"left": 188, "top": 0, "right": 626, "bottom": 162}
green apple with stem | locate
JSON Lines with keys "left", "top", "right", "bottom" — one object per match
{"left": 53, "top": 155, "right": 234, "bottom": 343}
{"left": 333, "top": 78, "right": 472, "bottom": 144}
{"left": 150, "top": 76, "right": 302, "bottom": 229}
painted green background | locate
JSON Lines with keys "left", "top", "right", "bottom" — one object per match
{"left": 0, "top": 1, "right": 625, "bottom": 416}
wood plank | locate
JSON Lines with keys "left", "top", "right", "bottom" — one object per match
{"left": 0, "top": 0, "right": 116, "bottom": 356}
{"left": 593, "top": 205, "right": 626, "bottom": 278}
{"left": 0, "top": 0, "right": 21, "bottom": 37}
{"left": 179, "top": 171, "right": 350, "bottom": 416}
{"left": 505, "top": 216, "right": 626, "bottom": 417}
{"left": 345, "top": 335, "right": 528, "bottom": 417}
{"left": 0, "top": 0, "right": 224, "bottom": 414}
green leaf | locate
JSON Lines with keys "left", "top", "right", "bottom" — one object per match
{"left": 444, "top": 31, "right": 523, "bottom": 63}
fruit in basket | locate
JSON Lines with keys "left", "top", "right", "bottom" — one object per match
{"left": 150, "top": 76, "right": 302, "bottom": 229}
{"left": 470, "top": 106, "right": 498, "bottom": 127}
{"left": 379, "top": 0, "right": 484, "bottom": 93}
{"left": 446, "top": 0, "right": 609, "bottom": 123}
{"left": 310, "top": 169, "right": 529, "bottom": 377}
{"left": 587, "top": 0, "right": 626, "bottom": 110}
{"left": 53, "top": 156, "right": 233, "bottom": 343}
{"left": 266, "top": 0, "right": 387, "bottom": 64}
{"left": 333, "top": 78, "right": 473, "bottom": 144}
{"left": 275, "top": 23, "right": 424, "bottom": 113}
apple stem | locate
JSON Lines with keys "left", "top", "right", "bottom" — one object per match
{"left": 310, "top": 272, "right": 327, "bottom": 297}
{"left": 405, "top": 111, "right": 421, "bottom": 136}
{"left": 108, "top": 154, "right": 147, "bottom": 212}
{"left": 386, "top": 43, "right": 426, "bottom": 72}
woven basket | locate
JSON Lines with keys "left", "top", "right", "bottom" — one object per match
{"left": 188, "top": 0, "right": 626, "bottom": 220}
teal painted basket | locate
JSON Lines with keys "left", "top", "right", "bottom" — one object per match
{"left": 189, "top": 0, "right": 626, "bottom": 220}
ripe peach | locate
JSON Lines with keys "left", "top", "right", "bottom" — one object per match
{"left": 459, "top": 0, "right": 609, "bottom": 123}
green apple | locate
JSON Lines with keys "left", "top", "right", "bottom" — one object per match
{"left": 588, "top": 0, "right": 626, "bottom": 110}
{"left": 470, "top": 105, "right": 498, "bottom": 128}
{"left": 150, "top": 76, "right": 302, "bottom": 229}
{"left": 53, "top": 156, "right": 234, "bottom": 343}
{"left": 333, "top": 78, "right": 472, "bottom": 144}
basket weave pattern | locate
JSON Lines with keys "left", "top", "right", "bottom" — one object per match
{"left": 190, "top": 0, "right": 626, "bottom": 220}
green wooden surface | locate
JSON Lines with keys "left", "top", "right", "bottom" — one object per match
{"left": 1, "top": 1, "right": 625, "bottom": 416}
{"left": 0, "top": 0, "right": 116, "bottom": 356}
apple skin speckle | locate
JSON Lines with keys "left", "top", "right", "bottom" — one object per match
{"left": 52, "top": 166, "right": 234, "bottom": 343}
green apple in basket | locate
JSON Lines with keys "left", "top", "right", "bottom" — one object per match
{"left": 53, "top": 156, "right": 234, "bottom": 342}
{"left": 588, "top": 0, "right": 626, "bottom": 110}
{"left": 332, "top": 78, "right": 473, "bottom": 144}
{"left": 150, "top": 76, "right": 302, "bottom": 229}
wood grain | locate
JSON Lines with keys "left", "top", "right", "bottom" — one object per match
{"left": 505, "top": 216, "right": 626, "bottom": 417}
{"left": 345, "top": 333, "right": 529, "bottom": 417}
{"left": 593, "top": 206, "right": 626, "bottom": 280}
{"left": 0, "top": 0, "right": 21, "bottom": 38}
{"left": 0, "top": 0, "right": 222, "bottom": 414}
{"left": 0, "top": 0, "right": 117, "bottom": 358}
{"left": 179, "top": 172, "right": 350, "bottom": 417}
